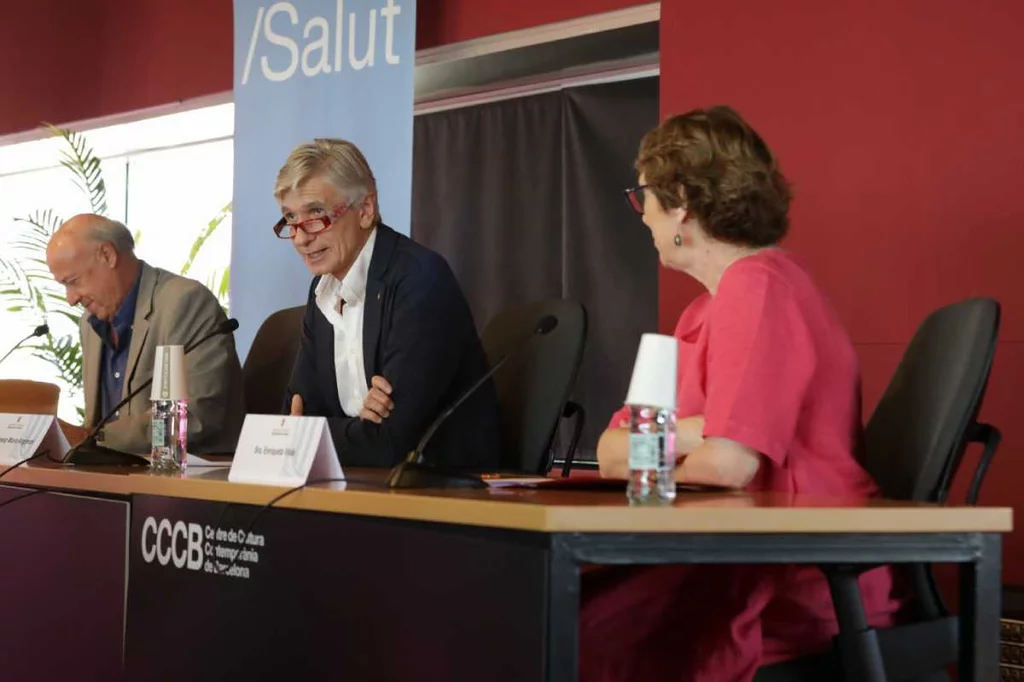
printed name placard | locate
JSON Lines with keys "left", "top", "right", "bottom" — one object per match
{"left": 228, "top": 415, "right": 344, "bottom": 487}
{"left": 0, "top": 413, "right": 71, "bottom": 464}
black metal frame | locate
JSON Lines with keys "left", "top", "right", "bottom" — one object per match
{"left": 544, "top": 531, "right": 1001, "bottom": 682}
{"left": 557, "top": 401, "right": 586, "bottom": 478}
{"left": 965, "top": 422, "right": 1002, "bottom": 506}
{"left": 800, "top": 420, "right": 1005, "bottom": 682}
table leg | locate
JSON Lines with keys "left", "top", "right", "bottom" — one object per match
{"left": 959, "top": 533, "right": 1001, "bottom": 681}
{"left": 548, "top": 537, "right": 580, "bottom": 682}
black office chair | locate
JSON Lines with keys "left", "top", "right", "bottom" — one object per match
{"left": 242, "top": 306, "right": 305, "bottom": 414}
{"left": 480, "top": 299, "right": 587, "bottom": 476}
{"left": 756, "top": 297, "right": 1002, "bottom": 682}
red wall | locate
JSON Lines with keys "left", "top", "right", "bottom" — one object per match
{"left": 5, "top": 0, "right": 1021, "bottom": 579}
{"left": 0, "top": 0, "right": 233, "bottom": 137}
{"left": 417, "top": 0, "right": 649, "bottom": 48}
{"left": 0, "top": 0, "right": 647, "bottom": 138}
{"left": 96, "top": 1, "right": 235, "bottom": 122}
{"left": 660, "top": 0, "right": 1024, "bottom": 581}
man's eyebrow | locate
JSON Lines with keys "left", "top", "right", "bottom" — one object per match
{"left": 281, "top": 200, "right": 325, "bottom": 216}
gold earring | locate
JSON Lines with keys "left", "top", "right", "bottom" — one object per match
{"left": 674, "top": 234, "right": 683, "bottom": 246}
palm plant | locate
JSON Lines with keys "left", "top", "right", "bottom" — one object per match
{"left": 0, "top": 125, "right": 231, "bottom": 418}
{"left": 181, "top": 201, "right": 232, "bottom": 312}
{"left": 0, "top": 126, "right": 105, "bottom": 416}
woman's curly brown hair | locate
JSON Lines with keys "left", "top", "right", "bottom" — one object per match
{"left": 636, "top": 106, "right": 792, "bottom": 247}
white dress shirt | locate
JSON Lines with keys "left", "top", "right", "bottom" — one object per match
{"left": 314, "top": 228, "right": 378, "bottom": 417}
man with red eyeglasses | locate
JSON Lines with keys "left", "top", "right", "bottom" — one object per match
{"left": 275, "top": 138, "right": 500, "bottom": 469}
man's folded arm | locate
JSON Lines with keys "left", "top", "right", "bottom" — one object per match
{"left": 326, "top": 269, "right": 466, "bottom": 467}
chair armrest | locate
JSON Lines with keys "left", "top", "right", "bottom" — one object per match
{"left": 965, "top": 422, "right": 1001, "bottom": 505}
{"left": 559, "top": 401, "right": 585, "bottom": 478}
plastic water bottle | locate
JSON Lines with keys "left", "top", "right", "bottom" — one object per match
{"left": 149, "top": 344, "right": 189, "bottom": 473}
{"left": 151, "top": 399, "right": 188, "bottom": 472}
{"left": 626, "top": 405, "right": 677, "bottom": 504}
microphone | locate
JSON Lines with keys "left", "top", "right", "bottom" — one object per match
{"left": 385, "top": 315, "right": 559, "bottom": 489}
{"left": 0, "top": 323, "right": 49, "bottom": 366}
{"left": 64, "top": 318, "right": 239, "bottom": 466}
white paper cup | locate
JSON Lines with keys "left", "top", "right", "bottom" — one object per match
{"left": 150, "top": 345, "right": 188, "bottom": 401}
{"left": 624, "top": 333, "right": 677, "bottom": 410}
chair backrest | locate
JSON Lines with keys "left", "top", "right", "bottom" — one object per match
{"left": 480, "top": 299, "right": 587, "bottom": 474}
{"left": 863, "top": 298, "right": 1000, "bottom": 623}
{"left": 863, "top": 298, "right": 1000, "bottom": 504}
{"left": 0, "top": 379, "right": 60, "bottom": 415}
{"left": 242, "top": 306, "right": 306, "bottom": 415}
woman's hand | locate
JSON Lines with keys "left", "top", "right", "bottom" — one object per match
{"left": 597, "top": 414, "right": 708, "bottom": 479}
{"left": 675, "top": 437, "right": 761, "bottom": 489}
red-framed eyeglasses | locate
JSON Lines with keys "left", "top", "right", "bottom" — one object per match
{"left": 623, "top": 185, "right": 649, "bottom": 215}
{"left": 273, "top": 205, "right": 351, "bottom": 239}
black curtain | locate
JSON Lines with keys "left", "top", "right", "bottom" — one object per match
{"left": 412, "top": 77, "right": 659, "bottom": 459}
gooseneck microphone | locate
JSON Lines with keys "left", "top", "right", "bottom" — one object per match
{"left": 65, "top": 318, "right": 239, "bottom": 466}
{"left": 0, "top": 324, "right": 49, "bottom": 366}
{"left": 385, "top": 315, "right": 559, "bottom": 489}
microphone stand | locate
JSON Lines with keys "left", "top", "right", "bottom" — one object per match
{"left": 65, "top": 377, "right": 154, "bottom": 466}
{"left": 0, "top": 324, "right": 49, "bottom": 366}
{"left": 384, "top": 460, "right": 489, "bottom": 489}
{"left": 64, "top": 319, "right": 239, "bottom": 467}
{"left": 386, "top": 316, "right": 558, "bottom": 490}
{"left": 385, "top": 355, "right": 516, "bottom": 489}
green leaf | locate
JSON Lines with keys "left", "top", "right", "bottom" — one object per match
{"left": 53, "top": 309, "right": 82, "bottom": 327}
{"left": 181, "top": 202, "right": 231, "bottom": 276}
{"left": 218, "top": 266, "right": 231, "bottom": 300}
{"left": 14, "top": 208, "right": 62, "bottom": 236}
{"left": 28, "top": 334, "right": 83, "bottom": 390}
{"left": 44, "top": 124, "right": 108, "bottom": 217}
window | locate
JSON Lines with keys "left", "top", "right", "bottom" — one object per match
{"left": 0, "top": 104, "right": 234, "bottom": 421}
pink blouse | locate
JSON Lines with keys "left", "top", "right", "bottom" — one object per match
{"left": 588, "top": 250, "right": 900, "bottom": 681}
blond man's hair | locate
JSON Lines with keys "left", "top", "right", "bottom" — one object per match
{"left": 274, "top": 138, "right": 380, "bottom": 221}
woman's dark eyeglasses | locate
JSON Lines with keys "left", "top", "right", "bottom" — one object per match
{"left": 623, "top": 185, "right": 648, "bottom": 215}
{"left": 273, "top": 205, "right": 351, "bottom": 239}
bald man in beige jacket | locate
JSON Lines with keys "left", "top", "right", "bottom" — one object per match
{"left": 46, "top": 214, "right": 245, "bottom": 455}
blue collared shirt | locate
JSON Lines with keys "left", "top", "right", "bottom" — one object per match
{"left": 87, "top": 270, "right": 142, "bottom": 421}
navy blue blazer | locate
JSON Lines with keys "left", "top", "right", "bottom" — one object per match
{"left": 287, "top": 224, "right": 501, "bottom": 469}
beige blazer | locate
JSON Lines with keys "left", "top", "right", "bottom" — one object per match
{"left": 81, "top": 262, "right": 245, "bottom": 455}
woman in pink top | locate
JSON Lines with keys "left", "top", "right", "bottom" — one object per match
{"left": 583, "top": 107, "right": 901, "bottom": 680}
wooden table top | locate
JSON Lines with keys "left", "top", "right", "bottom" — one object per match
{"left": 0, "top": 461, "right": 1013, "bottom": 534}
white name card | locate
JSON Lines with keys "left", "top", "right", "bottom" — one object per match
{"left": 228, "top": 415, "right": 344, "bottom": 487}
{"left": 0, "top": 413, "right": 71, "bottom": 465}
